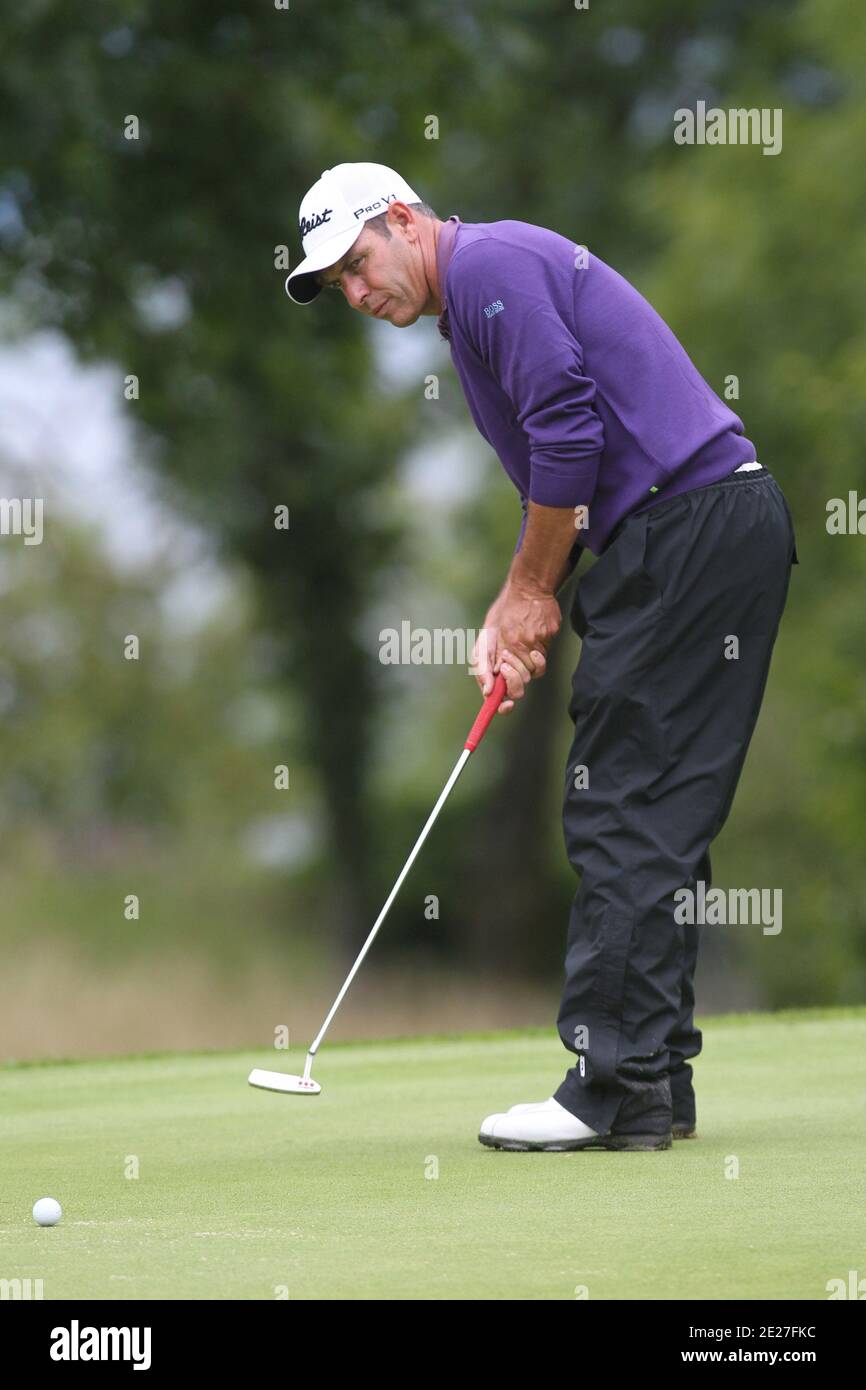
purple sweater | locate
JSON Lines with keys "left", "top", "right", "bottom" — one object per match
{"left": 435, "top": 215, "right": 756, "bottom": 558}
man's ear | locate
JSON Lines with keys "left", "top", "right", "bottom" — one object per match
{"left": 389, "top": 201, "right": 414, "bottom": 238}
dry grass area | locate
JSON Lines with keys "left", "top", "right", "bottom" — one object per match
{"left": 0, "top": 942, "right": 555, "bottom": 1062}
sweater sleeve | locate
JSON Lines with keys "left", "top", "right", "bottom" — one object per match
{"left": 513, "top": 496, "right": 528, "bottom": 555}
{"left": 449, "top": 241, "right": 605, "bottom": 510}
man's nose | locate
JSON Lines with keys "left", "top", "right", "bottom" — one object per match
{"left": 343, "top": 277, "right": 368, "bottom": 311}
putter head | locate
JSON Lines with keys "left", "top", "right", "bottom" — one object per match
{"left": 248, "top": 1067, "right": 321, "bottom": 1096}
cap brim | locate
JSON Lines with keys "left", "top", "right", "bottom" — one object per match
{"left": 285, "top": 226, "right": 360, "bottom": 305}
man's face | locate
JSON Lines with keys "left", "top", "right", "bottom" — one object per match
{"left": 315, "top": 207, "right": 433, "bottom": 326}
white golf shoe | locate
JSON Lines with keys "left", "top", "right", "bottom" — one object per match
{"left": 478, "top": 1097, "right": 600, "bottom": 1151}
{"left": 480, "top": 1089, "right": 674, "bottom": 1151}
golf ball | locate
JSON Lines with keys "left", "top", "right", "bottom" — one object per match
{"left": 32, "top": 1197, "right": 62, "bottom": 1227}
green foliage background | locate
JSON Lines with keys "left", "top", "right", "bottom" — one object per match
{"left": 0, "top": 0, "right": 863, "bottom": 1055}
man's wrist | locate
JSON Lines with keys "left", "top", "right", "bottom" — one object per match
{"left": 508, "top": 500, "right": 585, "bottom": 596}
{"left": 505, "top": 566, "right": 556, "bottom": 598}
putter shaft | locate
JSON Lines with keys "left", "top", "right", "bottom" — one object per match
{"left": 303, "top": 673, "right": 507, "bottom": 1075}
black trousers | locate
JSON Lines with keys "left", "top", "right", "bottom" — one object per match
{"left": 554, "top": 467, "right": 797, "bottom": 1135}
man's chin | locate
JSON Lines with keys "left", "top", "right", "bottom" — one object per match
{"left": 387, "top": 301, "right": 420, "bottom": 327}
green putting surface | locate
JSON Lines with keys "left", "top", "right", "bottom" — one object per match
{"left": 2, "top": 1007, "right": 864, "bottom": 1300}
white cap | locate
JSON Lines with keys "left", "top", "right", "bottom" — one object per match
{"left": 285, "top": 162, "right": 423, "bottom": 305}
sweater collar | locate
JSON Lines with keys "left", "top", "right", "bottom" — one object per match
{"left": 435, "top": 214, "right": 461, "bottom": 342}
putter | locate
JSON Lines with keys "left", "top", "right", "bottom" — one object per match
{"left": 248, "top": 671, "right": 508, "bottom": 1097}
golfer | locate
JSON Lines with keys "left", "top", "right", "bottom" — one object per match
{"left": 286, "top": 162, "right": 798, "bottom": 1152}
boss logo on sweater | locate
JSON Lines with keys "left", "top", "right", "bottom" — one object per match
{"left": 300, "top": 207, "right": 333, "bottom": 238}
{"left": 483, "top": 299, "right": 505, "bottom": 319}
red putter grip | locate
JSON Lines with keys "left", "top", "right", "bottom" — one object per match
{"left": 464, "top": 673, "right": 509, "bottom": 752}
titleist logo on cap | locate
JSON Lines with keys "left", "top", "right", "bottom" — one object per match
{"left": 300, "top": 207, "right": 333, "bottom": 238}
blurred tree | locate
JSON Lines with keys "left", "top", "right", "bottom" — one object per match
{"left": 0, "top": 514, "right": 271, "bottom": 844}
{"left": 0, "top": 0, "right": 862, "bottom": 1003}
{"left": 634, "top": 0, "right": 866, "bottom": 1004}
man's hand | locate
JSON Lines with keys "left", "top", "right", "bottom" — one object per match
{"left": 471, "top": 499, "right": 580, "bottom": 715}
{"left": 473, "top": 580, "right": 561, "bottom": 714}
